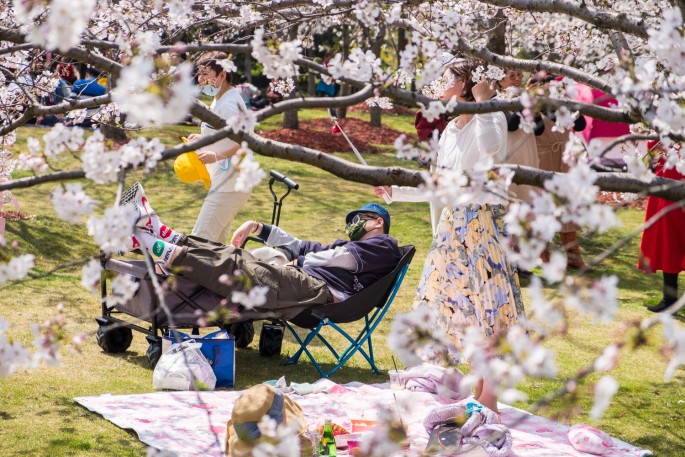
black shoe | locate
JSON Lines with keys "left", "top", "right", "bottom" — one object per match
{"left": 647, "top": 299, "right": 676, "bottom": 313}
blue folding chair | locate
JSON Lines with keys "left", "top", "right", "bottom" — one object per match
{"left": 282, "top": 245, "right": 415, "bottom": 378}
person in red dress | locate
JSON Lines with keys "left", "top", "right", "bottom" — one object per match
{"left": 638, "top": 140, "right": 685, "bottom": 312}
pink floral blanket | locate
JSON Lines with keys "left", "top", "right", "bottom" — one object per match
{"left": 74, "top": 380, "right": 650, "bottom": 457}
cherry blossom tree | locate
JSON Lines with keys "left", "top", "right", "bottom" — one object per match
{"left": 1, "top": 1, "right": 685, "bottom": 453}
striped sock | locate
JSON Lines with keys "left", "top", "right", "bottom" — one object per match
{"left": 136, "top": 230, "right": 176, "bottom": 265}
{"left": 149, "top": 215, "right": 182, "bottom": 245}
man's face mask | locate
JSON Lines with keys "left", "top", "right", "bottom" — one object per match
{"left": 346, "top": 214, "right": 375, "bottom": 241}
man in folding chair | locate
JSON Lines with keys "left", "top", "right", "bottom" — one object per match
{"left": 124, "top": 183, "right": 403, "bottom": 321}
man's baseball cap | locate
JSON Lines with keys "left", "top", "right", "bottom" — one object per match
{"left": 346, "top": 203, "right": 391, "bottom": 232}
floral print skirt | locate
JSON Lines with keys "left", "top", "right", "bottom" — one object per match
{"left": 413, "top": 204, "right": 525, "bottom": 352}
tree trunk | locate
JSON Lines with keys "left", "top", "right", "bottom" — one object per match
{"left": 337, "top": 24, "right": 351, "bottom": 119}
{"left": 283, "top": 25, "right": 299, "bottom": 130}
{"left": 283, "top": 105, "right": 299, "bottom": 129}
{"left": 369, "top": 24, "right": 385, "bottom": 128}
{"left": 370, "top": 106, "right": 382, "bottom": 127}
{"left": 306, "top": 48, "right": 316, "bottom": 96}
{"left": 397, "top": 28, "right": 407, "bottom": 65}
{"left": 244, "top": 52, "right": 252, "bottom": 83}
{"left": 487, "top": 8, "right": 507, "bottom": 55}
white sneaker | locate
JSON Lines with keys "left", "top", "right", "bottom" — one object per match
{"left": 120, "top": 182, "right": 156, "bottom": 229}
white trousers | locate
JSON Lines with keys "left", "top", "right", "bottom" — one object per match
{"left": 191, "top": 190, "right": 250, "bottom": 243}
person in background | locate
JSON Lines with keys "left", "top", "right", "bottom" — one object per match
{"left": 237, "top": 75, "right": 263, "bottom": 109}
{"left": 265, "top": 83, "right": 284, "bottom": 106}
{"left": 56, "top": 56, "right": 79, "bottom": 85}
{"left": 497, "top": 68, "right": 545, "bottom": 274}
{"left": 315, "top": 74, "right": 336, "bottom": 97}
{"left": 638, "top": 140, "right": 685, "bottom": 313}
{"left": 414, "top": 51, "right": 456, "bottom": 143}
{"left": 185, "top": 51, "right": 251, "bottom": 243}
{"left": 574, "top": 83, "right": 632, "bottom": 169}
{"left": 527, "top": 73, "right": 588, "bottom": 268}
{"left": 71, "top": 67, "right": 106, "bottom": 97}
{"left": 498, "top": 68, "right": 545, "bottom": 207}
{"left": 124, "top": 186, "right": 402, "bottom": 320}
{"left": 49, "top": 61, "right": 71, "bottom": 103}
{"left": 315, "top": 54, "right": 337, "bottom": 98}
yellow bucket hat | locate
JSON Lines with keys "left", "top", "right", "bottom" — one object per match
{"left": 225, "top": 384, "right": 310, "bottom": 457}
{"left": 174, "top": 137, "right": 210, "bottom": 189}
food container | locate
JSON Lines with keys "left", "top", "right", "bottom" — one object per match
{"left": 334, "top": 432, "right": 369, "bottom": 449}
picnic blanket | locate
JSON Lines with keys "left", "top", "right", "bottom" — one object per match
{"left": 74, "top": 380, "right": 651, "bottom": 457}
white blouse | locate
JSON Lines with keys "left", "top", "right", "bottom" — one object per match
{"left": 201, "top": 88, "right": 248, "bottom": 193}
{"left": 390, "top": 112, "right": 508, "bottom": 231}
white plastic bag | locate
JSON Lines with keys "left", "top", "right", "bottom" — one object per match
{"left": 153, "top": 340, "right": 217, "bottom": 391}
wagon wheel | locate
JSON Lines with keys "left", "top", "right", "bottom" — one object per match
{"left": 227, "top": 321, "right": 255, "bottom": 348}
{"left": 96, "top": 323, "right": 133, "bottom": 353}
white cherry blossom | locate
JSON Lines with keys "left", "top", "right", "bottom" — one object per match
{"left": 106, "top": 274, "right": 140, "bottom": 308}
{"left": 50, "top": 183, "right": 96, "bottom": 223}
{"left": 81, "top": 259, "right": 103, "bottom": 293}
{"left": 86, "top": 205, "right": 136, "bottom": 255}
{"left": 590, "top": 375, "right": 619, "bottom": 420}
{"left": 231, "top": 285, "right": 269, "bottom": 310}
{"left": 0, "top": 254, "right": 35, "bottom": 283}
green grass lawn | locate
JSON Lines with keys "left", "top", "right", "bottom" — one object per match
{"left": 0, "top": 116, "right": 683, "bottom": 456}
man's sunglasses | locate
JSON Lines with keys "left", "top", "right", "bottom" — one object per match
{"left": 347, "top": 213, "right": 379, "bottom": 227}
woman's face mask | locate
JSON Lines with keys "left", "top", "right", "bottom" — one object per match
{"left": 202, "top": 83, "right": 220, "bottom": 97}
{"left": 201, "top": 72, "right": 224, "bottom": 97}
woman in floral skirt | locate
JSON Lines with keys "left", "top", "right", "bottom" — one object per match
{"left": 413, "top": 60, "right": 525, "bottom": 413}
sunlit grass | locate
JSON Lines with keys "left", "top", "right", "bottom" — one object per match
{"left": 1, "top": 116, "right": 683, "bottom": 455}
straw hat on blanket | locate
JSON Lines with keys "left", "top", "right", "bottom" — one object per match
{"left": 225, "top": 384, "right": 310, "bottom": 456}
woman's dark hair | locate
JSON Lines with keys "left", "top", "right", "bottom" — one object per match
{"left": 84, "top": 66, "right": 100, "bottom": 78}
{"left": 197, "top": 51, "right": 233, "bottom": 85}
{"left": 447, "top": 61, "right": 478, "bottom": 102}
{"left": 198, "top": 52, "right": 228, "bottom": 74}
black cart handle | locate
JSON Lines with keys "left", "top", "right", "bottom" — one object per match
{"left": 269, "top": 170, "right": 299, "bottom": 190}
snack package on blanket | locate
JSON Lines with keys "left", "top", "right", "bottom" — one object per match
{"left": 567, "top": 424, "right": 612, "bottom": 455}
{"left": 153, "top": 340, "right": 217, "bottom": 391}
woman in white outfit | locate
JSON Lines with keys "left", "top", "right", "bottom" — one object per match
{"left": 384, "top": 60, "right": 525, "bottom": 413}
{"left": 186, "top": 52, "right": 251, "bottom": 243}
{"left": 498, "top": 69, "right": 545, "bottom": 205}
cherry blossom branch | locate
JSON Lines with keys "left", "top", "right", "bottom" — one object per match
{"left": 528, "top": 293, "right": 683, "bottom": 418}
{"left": 387, "top": 14, "right": 614, "bottom": 93}
{"left": 450, "top": 97, "right": 635, "bottom": 123}
{"left": 596, "top": 134, "right": 656, "bottom": 159}
{"left": 478, "top": 0, "right": 649, "bottom": 38}
{"left": 454, "top": 38, "right": 614, "bottom": 94}
{"left": 0, "top": 29, "right": 636, "bottom": 127}
{"left": 0, "top": 28, "right": 123, "bottom": 77}
{"left": 255, "top": 85, "right": 374, "bottom": 121}
{"left": 0, "top": 94, "right": 112, "bottom": 137}
{"left": 506, "top": 164, "right": 685, "bottom": 200}
{"left": 290, "top": 53, "right": 636, "bottom": 125}
{"left": 3, "top": 32, "right": 630, "bottom": 126}
{"left": 0, "top": 42, "right": 36, "bottom": 56}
